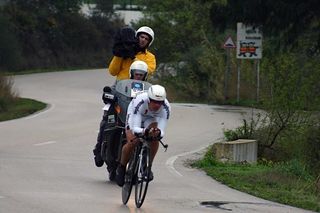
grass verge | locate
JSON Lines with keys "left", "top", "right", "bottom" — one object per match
{"left": 0, "top": 98, "right": 46, "bottom": 122}
{"left": 191, "top": 147, "right": 320, "bottom": 212}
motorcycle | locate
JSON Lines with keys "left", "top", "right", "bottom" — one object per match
{"left": 100, "top": 79, "right": 152, "bottom": 180}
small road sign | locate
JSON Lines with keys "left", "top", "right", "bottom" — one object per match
{"left": 223, "top": 36, "right": 236, "bottom": 48}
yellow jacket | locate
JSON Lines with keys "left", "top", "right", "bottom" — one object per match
{"left": 108, "top": 50, "right": 156, "bottom": 80}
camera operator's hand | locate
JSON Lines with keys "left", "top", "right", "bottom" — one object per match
{"left": 112, "top": 27, "right": 138, "bottom": 59}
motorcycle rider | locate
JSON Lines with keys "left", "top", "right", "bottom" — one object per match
{"left": 128, "top": 60, "right": 149, "bottom": 81}
{"left": 93, "top": 26, "right": 157, "bottom": 179}
{"left": 115, "top": 85, "right": 171, "bottom": 186}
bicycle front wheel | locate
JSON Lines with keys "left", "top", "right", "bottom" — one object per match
{"left": 135, "top": 147, "right": 151, "bottom": 208}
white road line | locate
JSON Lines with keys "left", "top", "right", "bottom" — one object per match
{"left": 166, "top": 155, "right": 182, "bottom": 177}
{"left": 33, "top": 141, "right": 57, "bottom": 146}
{"left": 24, "top": 104, "right": 55, "bottom": 120}
{"left": 0, "top": 196, "right": 5, "bottom": 199}
{"left": 166, "top": 146, "right": 208, "bottom": 177}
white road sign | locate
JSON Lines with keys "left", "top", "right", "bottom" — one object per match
{"left": 237, "top": 22, "right": 263, "bottom": 59}
{"left": 223, "top": 36, "right": 236, "bottom": 48}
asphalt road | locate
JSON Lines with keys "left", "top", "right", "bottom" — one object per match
{"left": 0, "top": 69, "right": 314, "bottom": 213}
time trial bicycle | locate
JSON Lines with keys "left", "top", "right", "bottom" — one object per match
{"left": 121, "top": 134, "right": 168, "bottom": 208}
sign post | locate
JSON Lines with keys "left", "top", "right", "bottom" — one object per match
{"left": 236, "top": 23, "right": 263, "bottom": 102}
{"left": 237, "top": 60, "right": 241, "bottom": 102}
{"left": 223, "top": 36, "right": 236, "bottom": 102}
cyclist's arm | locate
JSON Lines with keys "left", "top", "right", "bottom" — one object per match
{"left": 156, "top": 116, "right": 168, "bottom": 137}
{"left": 131, "top": 111, "right": 144, "bottom": 135}
{"left": 157, "top": 102, "right": 170, "bottom": 137}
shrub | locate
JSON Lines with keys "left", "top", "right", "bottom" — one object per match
{"left": 275, "top": 159, "right": 312, "bottom": 180}
{"left": 0, "top": 73, "right": 17, "bottom": 111}
{"left": 223, "top": 113, "right": 261, "bottom": 141}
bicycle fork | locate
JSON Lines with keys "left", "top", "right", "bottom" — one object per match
{"left": 137, "top": 144, "right": 149, "bottom": 181}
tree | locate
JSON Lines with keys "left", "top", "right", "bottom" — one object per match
{"left": 210, "top": 0, "right": 320, "bottom": 51}
{"left": 134, "top": 0, "right": 227, "bottom": 102}
{"left": 7, "top": 0, "right": 82, "bottom": 14}
{"left": 136, "top": 0, "right": 216, "bottom": 62}
{"left": 0, "top": 13, "right": 21, "bottom": 71}
{"left": 1, "top": 0, "right": 119, "bottom": 70}
{"left": 95, "top": 0, "right": 114, "bottom": 17}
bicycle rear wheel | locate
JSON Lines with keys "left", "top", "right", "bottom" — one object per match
{"left": 122, "top": 149, "right": 137, "bottom": 205}
{"left": 135, "top": 147, "right": 151, "bottom": 208}
{"left": 121, "top": 160, "right": 134, "bottom": 204}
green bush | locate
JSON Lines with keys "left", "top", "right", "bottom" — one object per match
{"left": 0, "top": 74, "right": 16, "bottom": 112}
{"left": 275, "top": 159, "right": 312, "bottom": 181}
{"left": 192, "top": 146, "right": 220, "bottom": 168}
{"left": 223, "top": 115, "right": 261, "bottom": 141}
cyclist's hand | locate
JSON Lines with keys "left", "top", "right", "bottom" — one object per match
{"left": 145, "top": 127, "right": 161, "bottom": 140}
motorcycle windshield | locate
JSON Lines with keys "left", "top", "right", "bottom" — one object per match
{"left": 114, "top": 79, "right": 152, "bottom": 124}
{"left": 115, "top": 79, "right": 152, "bottom": 98}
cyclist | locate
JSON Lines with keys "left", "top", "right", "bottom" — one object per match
{"left": 116, "top": 85, "right": 171, "bottom": 186}
{"left": 93, "top": 61, "right": 149, "bottom": 181}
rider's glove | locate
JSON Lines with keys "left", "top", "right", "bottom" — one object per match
{"left": 144, "top": 127, "right": 161, "bottom": 140}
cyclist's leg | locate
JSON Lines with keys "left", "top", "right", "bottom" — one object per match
{"left": 120, "top": 129, "right": 138, "bottom": 166}
{"left": 149, "top": 140, "right": 159, "bottom": 163}
{"left": 143, "top": 121, "right": 160, "bottom": 181}
{"left": 116, "top": 129, "right": 137, "bottom": 186}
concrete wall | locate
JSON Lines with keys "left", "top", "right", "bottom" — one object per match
{"left": 213, "top": 139, "right": 258, "bottom": 163}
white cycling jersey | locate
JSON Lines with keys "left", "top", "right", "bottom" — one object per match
{"left": 126, "top": 92, "right": 171, "bottom": 137}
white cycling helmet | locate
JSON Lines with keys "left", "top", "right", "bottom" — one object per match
{"left": 129, "top": 60, "right": 148, "bottom": 81}
{"left": 148, "top": 85, "right": 166, "bottom": 102}
{"left": 136, "top": 26, "right": 154, "bottom": 47}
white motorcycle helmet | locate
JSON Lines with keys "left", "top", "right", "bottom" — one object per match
{"left": 129, "top": 60, "right": 148, "bottom": 81}
{"left": 148, "top": 85, "right": 166, "bottom": 102}
{"left": 136, "top": 26, "right": 154, "bottom": 47}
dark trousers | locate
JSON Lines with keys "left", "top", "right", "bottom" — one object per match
{"left": 94, "top": 106, "right": 121, "bottom": 172}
